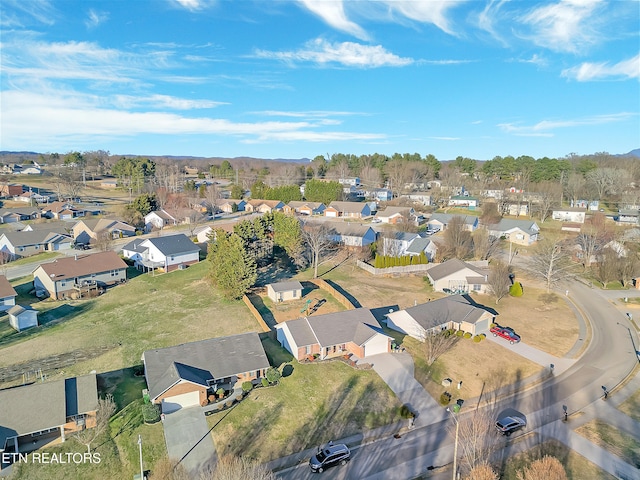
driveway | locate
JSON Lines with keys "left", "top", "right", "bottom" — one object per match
{"left": 162, "top": 407, "right": 216, "bottom": 475}
{"left": 366, "top": 353, "right": 445, "bottom": 426}
{"left": 484, "top": 336, "right": 577, "bottom": 375}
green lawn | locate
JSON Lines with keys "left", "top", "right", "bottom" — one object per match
{"left": 619, "top": 388, "right": 640, "bottom": 422}
{"left": 0, "top": 262, "right": 260, "bottom": 386}
{"left": 575, "top": 419, "right": 640, "bottom": 467}
{"left": 206, "top": 337, "right": 403, "bottom": 463}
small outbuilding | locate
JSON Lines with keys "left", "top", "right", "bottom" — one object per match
{"left": 266, "top": 281, "right": 303, "bottom": 303}
{"left": 8, "top": 305, "right": 39, "bottom": 332}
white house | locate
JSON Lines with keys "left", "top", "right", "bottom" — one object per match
{"left": 144, "top": 209, "right": 178, "bottom": 231}
{"left": 552, "top": 207, "right": 586, "bottom": 224}
{"left": 122, "top": 234, "right": 200, "bottom": 272}
{"left": 375, "top": 206, "right": 415, "bottom": 225}
{"left": 488, "top": 219, "right": 540, "bottom": 246}
{"left": 427, "top": 213, "right": 478, "bottom": 232}
{"left": 405, "top": 237, "right": 438, "bottom": 261}
{"left": 386, "top": 295, "right": 496, "bottom": 339}
{"left": 401, "top": 192, "right": 431, "bottom": 206}
{"left": 448, "top": 195, "right": 479, "bottom": 208}
{"left": 8, "top": 305, "right": 39, "bottom": 332}
{"left": 426, "top": 258, "right": 491, "bottom": 294}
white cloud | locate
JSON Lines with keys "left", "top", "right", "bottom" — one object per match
{"left": 498, "top": 112, "right": 636, "bottom": 134}
{"left": 562, "top": 54, "right": 640, "bottom": 81}
{"left": 518, "top": 0, "right": 604, "bottom": 53}
{"left": 1, "top": 0, "right": 57, "bottom": 27}
{"left": 428, "top": 136, "right": 461, "bottom": 141}
{"left": 512, "top": 53, "right": 547, "bottom": 67}
{"left": 382, "top": 0, "right": 460, "bottom": 36}
{"left": 477, "top": 0, "right": 509, "bottom": 44}
{"left": 112, "top": 94, "right": 227, "bottom": 110}
{"left": 299, "top": 0, "right": 368, "bottom": 40}
{"left": 255, "top": 38, "right": 414, "bottom": 68}
{"left": 254, "top": 110, "right": 366, "bottom": 118}
{"left": 85, "top": 9, "right": 109, "bottom": 29}
{"left": 174, "top": 0, "right": 203, "bottom": 11}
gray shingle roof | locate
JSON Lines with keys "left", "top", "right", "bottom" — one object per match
{"left": 328, "top": 201, "right": 368, "bottom": 213}
{"left": 0, "top": 374, "right": 97, "bottom": 448}
{"left": 143, "top": 333, "right": 270, "bottom": 400}
{"left": 429, "top": 213, "right": 477, "bottom": 226}
{"left": 490, "top": 218, "right": 538, "bottom": 236}
{"left": 122, "top": 238, "right": 147, "bottom": 253}
{"left": 1, "top": 230, "right": 72, "bottom": 247}
{"left": 427, "top": 258, "right": 488, "bottom": 281}
{"left": 269, "top": 281, "right": 303, "bottom": 293}
{"left": 143, "top": 234, "right": 199, "bottom": 256}
{"left": 283, "top": 308, "right": 385, "bottom": 348}
{"left": 406, "top": 238, "right": 433, "bottom": 254}
{"left": 401, "top": 295, "right": 494, "bottom": 330}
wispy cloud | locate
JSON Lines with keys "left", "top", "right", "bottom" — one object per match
{"left": 1, "top": 0, "right": 57, "bottom": 27}
{"left": 255, "top": 38, "right": 414, "bottom": 68}
{"left": 518, "top": 0, "right": 604, "bottom": 53}
{"left": 85, "top": 9, "right": 109, "bottom": 29}
{"left": 299, "top": 0, "right": 368, "bottom": 40}
{"left": 113, "top": 94, "right": 227, "bottom": 110}
{"left": 173, "top": 0, "right": 213, "bottom": 12}
{"left": 477, "top": 0, "right": 509, "bottom": 45}
{"left": 428, "top": 136, "right": 461, "bottom": 141}
{"left": 562, "top": 54, "right": 640, "bottom": 81}
{"left": 254, "top": 110, "right": 368, "bottom": 118}
{"left": 510, "top": 53, "right": 547, "bottom": 67}
{"left": 382, "top": 0, "right": 460, "bottom": 36}
{"left": 498, "top": 112, "right": 636, "bottom": 135}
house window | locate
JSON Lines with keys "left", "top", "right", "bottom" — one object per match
{"left": 19, "top": 247, "right": 24, "bottom": 252}
{"left": 292, "top": 290, "right": 297, "bottom": 298}
{"left": 473, "top": 284, "right": 482, "bottom": 291}
{"left": 305, "top": 345, "right": 311, "bottom": 354}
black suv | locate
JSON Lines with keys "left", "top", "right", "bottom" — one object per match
{"left": 74, "top": 243, "right": 90, "bottom": 250}
{"left": 495, "top": 416, "right": 526, "bottom": 436}
{"left": 309, "top": 443, "right": 350, "bottom": 473}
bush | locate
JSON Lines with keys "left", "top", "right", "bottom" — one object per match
{"left": 216, "top": 388, "right": 225, "bottom": 398}
{"left": 473, "top": 335, "right": 483, "bottom": 343}
{"left": 261, "top": 378, "right": 269, "bottom": 387}
{"left": 225, "top": 400, "right": 233, "bottom": 408}
{"left": 463, "top": 332, "right": 472, "bottom": 339}
{"left": 142, "top": 403, "right": 161, "bottom": 424}
{"left": 400, "top": 404, "right": 414, "bottom": 419}
{"left": 456, "top": 330, "right": 464, "bottom": 337}
{"left": 440, "top": 392, "right": 452, "bottom": 406}
{"left": 266, "top": 366, "right": 282, "bottom": 384}
{"left": 510, "top": 281, "right": 524, "bottom": 297}
{"left": 242, "top": 381, "right": 253, "bottom": 393}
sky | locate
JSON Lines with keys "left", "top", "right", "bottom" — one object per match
{"left": 1, "top": 0, "right": 639, "bottom": 161}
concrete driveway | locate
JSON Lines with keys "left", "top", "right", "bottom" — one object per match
{"left": 366, "top": 353, "right": 445, "bottom": 426}
{"left": 162, "top": 407, "right": 216, "bottom": 476}
{"left": 484, "top": 335, "right": 577, "bottom": 375}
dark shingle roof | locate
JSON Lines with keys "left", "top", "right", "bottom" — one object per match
{"left": 0, "top": 275, "right": 17, "bottom": 299}
{"left": 1, "top": 230, "right": 71, "bottom": 247}
{"left": 328, "top": 201, "right": 368, "bottom": 213}
{"left": 143, "top": 333, "right": 270, "bottom": 400}
{"left": 34, "top": 251, "right": 127, "bottom": 280}
{"left": 143, "top": 234, "right": 199, "bottom": 256}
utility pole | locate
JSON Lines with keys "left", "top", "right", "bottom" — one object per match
{"left": 137, "top": 434, "right": 144, "bottom": 480}
{"left": 447, "top": 408, "right": 459, "bottom": 480}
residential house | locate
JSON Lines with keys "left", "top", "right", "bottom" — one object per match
{"left": 552, "top": 207, "right": 586, "bottom": 224}
{"left": 122, "top": 234, "right": 200, "bottom": 272}
{"left": 193, "top": 224, "right": 234, "bottom": 244}
{"left": 381, "top": 231, "right": 420, "bottom": 256}
{"left": 338, "top": 177, "right": 360, "bottom": 186}
{"left": 7, "top": 305, "right": 38, "bottom": 332}
{"left": 426, "top": 258, "right": 491, "bottom": 294}
{"left": 326, "top": 223, "right": 378, "bottom": 247}
{"left": 19, "top": 166, "right": 42, "bottom": 175}
{"left": 266, "top": 281, "right": 303, "bottom": 302}
{"left": 100, "top": 179, "right": 118, "bottom": 188}
{"left": 375, "top": 206, "right": 415, "bottom": 225}
{"left": 0, "top": 374, "right": 98, "bottom": 460}
{"left": 488, "top": 219, "right": 540, "bottom": 246}
{"left": 14, "top": 191, "right": 50, "bottom": 204}
{"left": 324, "top": 201, "right": 372, "bottom": 219}
{"left": 0, "top": 207, "right": 41, "bottom": 224}
{"left": 144, "top": 209, "right": 179, "bottom": 231}
{"left": 32, "top": 251, "right": 127, "bottom": 299}
{"left": 0, "top": 230, "right": 73, "bottom": 260}
{"left": 0, "top": 184, "right": 23, "bottom": 198}
{"left": 244, "top": 199, "right": 285, "bottom": 214}
{"left": 405, "top": 237, "right": 438, "bottom": 262}
{"left": 0, "top": 275, "right": 17, "bottom": 311}
{"left": 448, "top": 195, "right": 479, "bottom": 208}
{"left": 482, "top": 189, "right": 504, "bottom": 200}
{"left": 275, "top": 308, "right": 391, "bottom": 361}
{"left": 386, "top": 295, "right": 496, "bottom": 339}
{"left": 427, "top": 213, "right": 478, "bottom": 232}
{"left": 286, "top": 201, "right": 326, "bottom": 216}
{"left": 41, "top": 202, "right": 84, "bottom": 220}
{"left": 369, "top": 188, "right": 393, "bottom": 202}
{"left": 215, "top": 199, "right": 246, "bottom": 213}
{"left": 142, "top": 332, "right": 270, "bottom": 413}
{"left": 72, "top": 218, "right": 136, "bottom": 245}
{"left": 617, "top": 210, "right": 640, "bottom": 225}
{"left": 506, "top": 203, "right": 529, "bottom": 217}
{"left": 401, "top": 192, "right": 431, "bottom": 206}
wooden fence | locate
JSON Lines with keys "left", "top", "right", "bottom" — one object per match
{"left": 242, "top": 294, "right": 272, "bottom": 332}
{"left": 356, "top": 260, "right": 436, "bottom": 276}
{"left": 309, "top": 278, "right": 357, "bottom": 310}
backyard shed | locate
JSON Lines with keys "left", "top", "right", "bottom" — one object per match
{"left": 8, "top": 305, "right": 39, "bottom": 332}
{"left": 267, "top": 281, "right": 303, "bottom": 302}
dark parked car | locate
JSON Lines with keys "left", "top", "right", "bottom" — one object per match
{"left": 490, "top": 325, "right": 520, "bottom": 344}
{"left": 74, "top": 243, "right": 90, "bottom": 250}
{"left": 495, "top": 416, "right": 526, "bottom": 436}
{"left": 309, "top": 443, "right": 350, "bottom": 473}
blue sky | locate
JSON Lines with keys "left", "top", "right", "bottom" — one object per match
{"left": 1, "top": 0, "right": 638, "bottom": 161}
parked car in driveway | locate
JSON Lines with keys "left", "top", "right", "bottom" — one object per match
{"left": 490, "top": 325, "right": 520, "bottom": 344}
{"left": 309, "top": 443, "right": 351, "bottom": 473}
{"left": 495, "top": 416, "right": 526, "bottom": 436}
{"left": 74, "top": 243, "right": 90, "bottom": 250}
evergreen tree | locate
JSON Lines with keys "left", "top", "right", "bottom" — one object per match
{"left": 304, "top": 179, "right": 342, "bottom": 204}
{"left": 419, "top": 251, "right": 428, "bottom": 264}
{"left": 208, "top": 229, "right": 257, "bottom": 300}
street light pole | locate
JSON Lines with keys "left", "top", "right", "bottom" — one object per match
{"left": 137, "top": 434, "right": 144, "bottom": 480}
{"left": 447, "top": 408, "right": 459, "bottom": 480}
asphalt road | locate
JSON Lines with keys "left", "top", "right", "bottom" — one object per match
{"left": 276, "top": 279, "right": 640, "bottom": 480}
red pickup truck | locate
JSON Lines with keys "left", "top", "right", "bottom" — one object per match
{"left": 490, "top": 326, "right": 521, "bottom": 344}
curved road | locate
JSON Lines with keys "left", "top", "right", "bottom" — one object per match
{"left": 276, "top": 280, "right": 639, "bottom": 479}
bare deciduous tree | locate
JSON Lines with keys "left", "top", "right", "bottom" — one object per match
{"left": 472, "top": 228, "right": 501, "bottom": 261}
{"left": 421, "top": 330, "right": 458, "bottom": 366}
{"left": 516, "top": 455, "right": 567, "bottom": 480}
{"left": 464, "top": 463, "right": 499, "bottom": 480}
{"left": 93, "top": 230, "right": 114, "bottom": 252}
{"left": 595, "top": 247, "right": 620, "bottom": 287}
{"left": 75, "top": 393, "right": 116, "bottom": 453}
{"left": 204, "top": 455, "right": 276, "bottom": 480}
{"left": 451, "top": 408, "right": 501, "bottom": 475}
{"left": 576, "top": 224, "right": 607, "bottom": 268}
{"left": 488, "top": 260, "right": 512, "bottom": 304}
{"left": 302, "top": 222, "right": 338, "bottom": 278}
{"left": 529, "top": 238, "right": 577, "bottom": 292}
{"left": 443, "top": 216, "right": 473, "bottom": 260}
{"left": 534, "top": 182, "right": 561, "bottom": 223}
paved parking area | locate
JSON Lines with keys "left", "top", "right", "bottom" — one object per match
{"left": 163, "top": 407, "right": 216, "bottom": 475}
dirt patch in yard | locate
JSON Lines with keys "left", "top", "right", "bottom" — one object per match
{"left": 261, "top": 281, "right": 347, "bottom": 323}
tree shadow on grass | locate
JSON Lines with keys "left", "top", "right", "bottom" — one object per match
{"left": 324, "top": 279, "right": 362, "bottom": 308}
{"left": 98, "top": 366, "right": 146, "bottom": 410}
{"left": 247, "top": 293, "right": 276, "bottom": 328}
{"left": 260, "top": 334, "right": 294, "bottom": 368}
